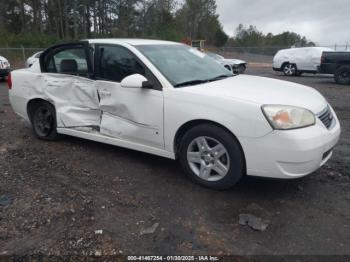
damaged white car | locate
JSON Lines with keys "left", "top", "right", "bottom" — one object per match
{"left": 273, "top": 47, "right": 334, "bottom": 76}
{"left": 9, "top": 39, "right": 340, "bottom": 189}
{"left": 207, "top": 52, "right": 247, "bottom": 74}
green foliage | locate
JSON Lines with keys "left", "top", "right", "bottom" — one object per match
{"left": 0, "top": 0, "right": 228, "bottom": 47}
{"left": 0, "top": 31, "right": 61, "bottom": 48}
{"left": 214, "top": 28, "right": 228, "bottom": 47}
{"left": 175, "top": 0, "right": 228, "bottom": 46}
{"left": 230, "top": 24, "right": 315, "bottom": 48}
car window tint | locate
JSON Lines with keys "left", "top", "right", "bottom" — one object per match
{"left": 48, "top": 48, "right": 88, "bottom": 76}
{"left": 97, "top": 45, "right": 145, "bottom": 82}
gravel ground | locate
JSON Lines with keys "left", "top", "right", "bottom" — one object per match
{"left": 0, "top": 68, "right": 349, "bottom": 256}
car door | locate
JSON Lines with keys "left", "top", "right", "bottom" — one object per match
{"left": 296, "top": 48, "right": 314, "bottom": 71}
{"left": 40, "top": 42, "right": 100, "bottom": 129}
{"left": 94, "top": 44, "right": 164, "bottom": 149}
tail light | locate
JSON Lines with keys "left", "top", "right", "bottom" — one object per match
{"left": 321, "top": 54, "right": 325, "bottom": 64}
{"left": 7, "top": 72, "right": 12, "bottom": 90}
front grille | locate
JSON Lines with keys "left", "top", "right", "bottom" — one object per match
{"left": 318, "top": 106, "right": 333, "bottom": 129}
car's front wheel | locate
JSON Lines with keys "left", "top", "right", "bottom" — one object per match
{"left": 283, "top": 63, "right": 297, "bottom": 76}
{"left": 31, "top": 101, "right": 59, "bottom": 140}
{"left": 179, "top": 124, "right": 244, "bottom": 190}
{"left": 334, "top": 65, "right": 350, "bottom": 85}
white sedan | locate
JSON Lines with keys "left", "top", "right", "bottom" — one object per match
{"left": 26, "top": 51, "right": 43, "bottom": 68}
{"left": 8, "top": 39, "right": 341, "bottom": 189}
{"left": 207, "top": 52, "right": 247, "bottom": 74}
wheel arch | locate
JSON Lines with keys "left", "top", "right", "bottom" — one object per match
{"left": 173, "top": 119, "right": 247, "bottom": 172}
{"left": 336, "top": 62, "right": 350, "bottom": 69}
{"left": 281, "top": 61, "right": 298, "bottom": 70}
{"left": 27, "top": 98, "right": 55, "bottom": 122}
{"left": 280, "top": 62, "right": 289, "bottom": 70}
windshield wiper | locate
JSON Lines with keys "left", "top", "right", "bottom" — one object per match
{"left": 207, "top": 74, "right": 234, "bottom": 82}
{"left": 174, "top": 74, "right": 234, "bottom": 88}
{"left": 174, "top": 79, "right": 209, "bottom": 87}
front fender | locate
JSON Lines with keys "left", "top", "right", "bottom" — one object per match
{"left": 163, "top": 89, "right": 272, "bottom": 152}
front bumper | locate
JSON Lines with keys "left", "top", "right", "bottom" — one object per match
{"left": 241, "top": 107, "right": 341, "bottom": 179}
{"left": 273, "top": 67, "right": 282, "bottom": 72}
{"left": 0, "top": 68, "right": 10, "bottom": 77}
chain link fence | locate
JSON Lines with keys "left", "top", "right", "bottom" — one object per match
{"left": 0, "top": 47, "right": 43, "bottom": 69}
{"left": 1, "top": 44, "right": 349, "bottom": 70}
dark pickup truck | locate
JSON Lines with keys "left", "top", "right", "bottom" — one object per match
{"left": 319, "top": 52, "right": 350, "bottom": 85}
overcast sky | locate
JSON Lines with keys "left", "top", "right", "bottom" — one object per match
{"left": 216, "top": 0, "right": 350, "bottom": 45}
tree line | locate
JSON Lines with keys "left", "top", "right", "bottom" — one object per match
{"left": 0, "top": 0, "right": 229, "bottom": 47}
{"left": 0, "top": 1, "right": 314, "bottom": 49}
{"left": 228, "top": 24, "right": 315, "bottom": 48}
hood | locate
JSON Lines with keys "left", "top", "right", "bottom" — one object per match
{"left": 180, "top": 75, "right": 327, "bottom": 114}
{"left": 221, "top": 58, "right": 246, "bottom": 65}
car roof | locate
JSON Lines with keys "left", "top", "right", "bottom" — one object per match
{"left": 278, "top": 47, "right": 334, "bottom": 53}
{"left": 87, "top": 38, "right": 182, "bottom": 46}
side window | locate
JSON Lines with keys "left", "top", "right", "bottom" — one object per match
{"left": 47, "top": 47, "right": 88, "bottom": 76}
{"left": 97, "top": 45, "right": 146, "bottom": 82}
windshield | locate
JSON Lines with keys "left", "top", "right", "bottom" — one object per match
{"left": 136, "top": 44, "right": 233, "bottom": 87}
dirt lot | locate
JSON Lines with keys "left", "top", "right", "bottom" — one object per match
{"left": 0, "top": 67, "right": 349, "bottom": 256}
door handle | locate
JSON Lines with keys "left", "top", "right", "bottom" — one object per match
{"left": 99, "top": 90, "right": 111, "bottom": 96}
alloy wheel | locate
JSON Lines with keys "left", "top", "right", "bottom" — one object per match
{"left": 33, "top": 106, "right": 54, "bottom": 137}
{"left": 187, "top": 136, "right": 230, "bottom": 182}
{"left": 284, "top": 64, "right": 296, "bottom": 76}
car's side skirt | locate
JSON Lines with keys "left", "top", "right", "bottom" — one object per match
{"left": 57, "top": 128, "right": 175, "bottom": 160}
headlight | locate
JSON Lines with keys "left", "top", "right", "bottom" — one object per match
{"left": 262, "top": 105, "right": 315, "bottom": 130}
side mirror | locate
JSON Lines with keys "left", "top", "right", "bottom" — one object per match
{"left": 121, "top": 74, "right": 152, "bottom": 89}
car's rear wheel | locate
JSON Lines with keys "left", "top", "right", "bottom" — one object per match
{"left": 283, "top": 63, "right": 297, "bottom": 76}
{"left": 179, "top": 124, "right": 244, "bottom": 190}
{"left": 334, "top": 65, "right": 350, "bottom": 85}
{"left": 31, "top": 101, "right": 59, "bottom": 140}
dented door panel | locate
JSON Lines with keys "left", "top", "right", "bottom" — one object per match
{"left": 96, "top": 80, "right": 164, "bottom": 149}
{"left": 43, "top": 74, "right": 100, "bottom": 127}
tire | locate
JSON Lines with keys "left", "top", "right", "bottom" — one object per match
{"left": 334, "top": 65, "right": 350, "bottom": 85}
{"left": 179, "top": 124, "right": 245, "bottom": 190}
{"left": 238, "top": 64, "right": 246, "bottom": 74}
{"left": 30, "top": 101, "right": 59, "bottom": 140}
{"left": 283, "top": 63, "right": 297, "bottom": 76}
